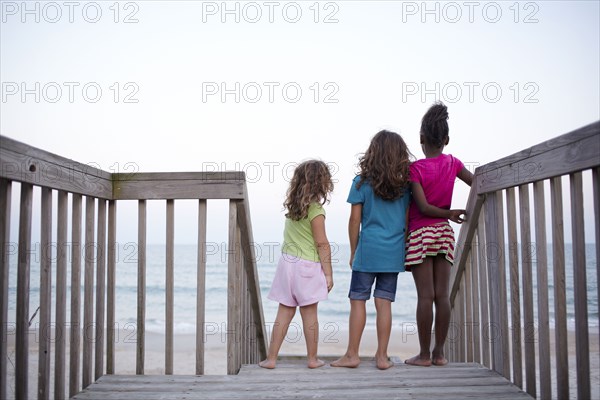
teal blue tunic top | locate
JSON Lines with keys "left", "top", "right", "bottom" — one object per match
{"left": 347, "top": 176, "right": 411, "bottom": 273}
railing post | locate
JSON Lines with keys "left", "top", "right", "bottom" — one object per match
{"left": 55, "top": 191, "right": 68, "bottom": 399}
{"left": 550, "top": 176, "right": 569, "bottom": 399}
{"left": 38, "top": 187, "right": 52, "bottom": 400}
{"left": 165, "top": 199, "right": 174, "bottom": 375}
{"left": 95, "top": 200, "right": 107, "bottom": 381}
{"left": 484, "top": 190, "right": 507, "bottom": 377}
{"left": 592, "top": 167, "right": 600, "bottom": 340}
{"left": 227, "top": 200, "right": 242, "bottom": 374}
{"left": 533, "top": 181, "right": 552, "bottom": 399}
{"left": 236, "top": 197, "right": 268, "bottom": 360}
{"left": 196, "top": 200, "right": 207, "bottom": 375}
{"left": 464, "top": 253, "right": 473, "bottom": 363}
{"left": 106, "top": 200, "right": 117, "bottom": 375}
{"left": 69, "top": 194, "right": 82, "bottom": 397}
{"left": 16, "top": 183, "right": 33, "bottom": 400}
{"left": 137, "top": 199, "right": 147, "bottom": 375}
{"left": 469, "top": 244, "right": 481, "bottom": 364}
{"left": 518, "top": 184, "right": 536, "bottom": 397}
{"left": 0, "top": 179, "right": 11, "bottom": 400}
{"left": 82, "top": 196, "right": 95, "bottom": 388}
{"left": 570, "top": 172, "right": 590, "bottom": 399}
{"left": 476, "top": 216, "right": 490, "bottom": 370}
{"left": 505, "top": 187, "right": 522, "bottom": 389}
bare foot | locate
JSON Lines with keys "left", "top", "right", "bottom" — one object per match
{"left": 307, "top": 359, "right": 326, "bottom": 369}
{"left": 376, "top": 355, "right": 394, "bottom": 370}
{"left": 404, "top": 355, "right": 432, "bottom": 367}
{"left": 259, "top": 359, "right": 276, "bottom": 369}
{"left": 432, "top": 356, "right": 448, "bottom": 366}
{"left": 330, "top": 354, "right": 361, "bottom": 368}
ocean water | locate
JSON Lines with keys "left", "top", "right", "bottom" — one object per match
{"left": 5, "top": 243, "right": 599, "bottom": 335}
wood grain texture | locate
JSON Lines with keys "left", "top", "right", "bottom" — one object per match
{"left": 469, "top": 245, "right": 481, "bottom": 365}
{"left": 518, "top": 184, "right": 536, "bottom": 398}
{"left": 484, "top": 191, "right": 504, "bottom": 376}
{"left": 95, "top": 200, "right": 107, "bottom": 381}
{"left": 113, "top": 177, "right": 245, "bottom": 200}
{"left": 464, "top": 253, "right": 473, "bottom": 363}
{"left": 505, "top": 188, "right": 522, "bottom": 389}
{"left": 236, "top": 195, "right": 268, "bottom": 359}
{"left": 71, "top": 363, "right": 533, "bottom": 399}
{"left": 550, "top": 177, "right": 569, "bottom": 399}
{"left": 16, "top": 183, "right": 33, "bottom": 400}
{"left": 476, "top": 219, "right": 491, "bottom": 370}
{"left": 533, "top": 181, "right": 551, "bottom": 400}
{"left": 0, "top": 179, "right": 11, "bottom": 400}
{"left": 0, "top": 135, "right": 112, "bottom": 198}
{"left": 107, "top": 201, "right": 117, "bottom": 375}
{"left": 55, "top": 191, "right": 68, "bottom": 399}
{"left": 70, "top": 194, "right": 83, "bottom": 397}
{"left": 83, "top": 196, "right": 96, "bottom": 388}
{"left": 593, "top": 167, "right": 600, "bottom": 339}
{"left": 165, "top": 200, "right": 174, "bottom": 375}
{"left": 476, "top": 121, "right": 599, "bottom": 194}
{"left": 137, "top": 200, "right": 147, "bottom": 375}
{"left": 449, "top": 174, "right": 484, "bottom": 304}
{"left": 38, "top": 187, "right": 53, "bottom": 400}
{"left": 570, "top": 172, "right": 590, "bottom": 399}
{"left": 196, "top": 200, "right": 207, "bottom": 375}
{"left": 456, "top": 275, "right": 466, "bottom": 362}
{"left": 227, "top": 201, "right": 241, "bottom": 375}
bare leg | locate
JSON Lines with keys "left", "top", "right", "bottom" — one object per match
{"left": 331, "top": 300, "right": 366, "bottom": 367}
{"left": 259, "top": 304, "right": 296, "bottom": 369}
{"left": 299, "top": 303, "right": 325, "bottom": 368}
{"left": 374, "top": 297, "right": 393, "bottom": 369}
{"left": 432, "top": 254, "right": 451, "bottom": 366}
{"left": 405, "top": 258, "right": 434, "bottom": 367}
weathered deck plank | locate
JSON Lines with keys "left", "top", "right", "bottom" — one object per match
{"left": 72, "top": 362, "right": 532, "bottom": 400}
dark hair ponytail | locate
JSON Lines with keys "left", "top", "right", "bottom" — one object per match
{"left": 420, "top": 101, "right": 449, "bottom": 148}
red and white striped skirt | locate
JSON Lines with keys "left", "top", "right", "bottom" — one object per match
{"left": 405, "top": 222, "right": 455, "bottom": 271}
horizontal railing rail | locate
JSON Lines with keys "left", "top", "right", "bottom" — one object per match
{"left": 446, "top": 121, "right": 600, "bottom": 399}
{"left": 0, "top": 135, "right": 268, "bottom": 399}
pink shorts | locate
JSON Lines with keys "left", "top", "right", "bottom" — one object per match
{"left": 267, "top": 254, "right": 328, "bottom": 307}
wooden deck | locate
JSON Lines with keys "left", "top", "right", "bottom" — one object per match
{"left": 71, "top": 360, "right": 532, "bottom": 399}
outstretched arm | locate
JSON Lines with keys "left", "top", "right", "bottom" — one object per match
{"left": 311, "top": 215, "right": 333, "bottom": 292}
{"left": 411, "top": 181, "right": 466, "bottom": 224}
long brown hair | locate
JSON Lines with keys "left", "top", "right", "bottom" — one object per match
{"left": 284, "top": 160, "right": 334, "bottom": 221}
{"left": 357, "top": 130, "right": 411, "bottom": 200}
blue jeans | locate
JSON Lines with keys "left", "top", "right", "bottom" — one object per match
{"left": 348, "top": 271, "right": 399, "bottom": 302}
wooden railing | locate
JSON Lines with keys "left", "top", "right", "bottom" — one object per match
{"left": 446, "top": 121, "right": 600, "bottom": 399}
{"left": 0, "top": 136, "right": 268, "bottom": 399}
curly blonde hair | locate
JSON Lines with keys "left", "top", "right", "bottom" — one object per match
{"left": 357, "top": 130, "right": 411, "bottom": 200}
{"left": 284, "top": 160, "right": 334, "bottom": 221}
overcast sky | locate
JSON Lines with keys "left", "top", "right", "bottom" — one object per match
{"left": 2, "top": 1, "right": 599, "bottom": 246}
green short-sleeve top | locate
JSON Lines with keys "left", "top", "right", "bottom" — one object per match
{"left": 282, "top": 203, "right": 325, "bottom": 262}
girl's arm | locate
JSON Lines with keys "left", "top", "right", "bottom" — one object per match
{"left": 411, "top": 181, "right": 466, "bottom": 224}
{"left": 348, "top": 204, "right": 362, "bottom": 269}
{"left": 457, "top": 167, "right": 474, "bottom": 186}
{"left": 311, "top": 215, "right": 333, "bottom": 292}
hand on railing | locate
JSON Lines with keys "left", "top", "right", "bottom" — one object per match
{"left": 448, "top": 209, "right": 467, "bottom": 224}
